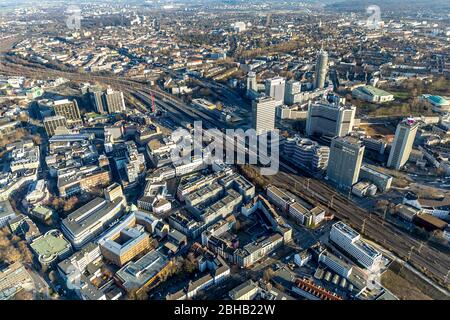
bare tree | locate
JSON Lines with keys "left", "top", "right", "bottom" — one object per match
{"left": 263, "top": 268, "right": 275, "bottom": 282}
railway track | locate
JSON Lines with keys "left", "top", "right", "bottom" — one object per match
{"left": 272, "top": 170, "right": 450, "bottom": 288}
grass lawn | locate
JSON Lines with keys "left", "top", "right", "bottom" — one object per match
{"left": 381, "top": 261, "right": 448, "bottom": 300}
{"left": 360, "top": 124, "right": 395, "bottom": 137}
{"left": 381, "top": 269, "right": 432, "bottom": 300}
{"left": 392, "top": 91, "right": 411, "bottom": 100}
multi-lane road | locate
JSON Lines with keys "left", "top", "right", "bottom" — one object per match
{"left": 1, "top": 58, "right": 449, "bottom": 292}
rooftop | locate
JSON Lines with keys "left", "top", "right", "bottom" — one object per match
{"left": 361, "top": 165, "right": 393, "bottom": 180}
{"left": 320, "top": 249, "right": 353, "bottom": 271}
{"left": 54, "top": 99, "right": 73, "bottom": 106}
{"left": 32, "top": 205, "right": 53, "bottom": 217}
{"left": 101, "top": 227, "right": 149, "bottom": 257}
{"left": 356, "top": 85, "right": 393, "bottom": 97}
{"left": 30, "top": 230, "right": 72, "bottom": 264}
{"left": 61, "top": 196, "right": 125, "bottom": 238}
{"left": 229, "top": 280, "right": 258, "bottom": 299}
{"left": 332, "top": 221, "right": 360, "bottom": 240}
{"left": 115, "top": 249, "right": 169, "bottom": 291}
{"left": 0, "top": 200, "right": 15, "bottom": 219}
{"left": 427, "top": 95, "right": 449, "bottom": 106}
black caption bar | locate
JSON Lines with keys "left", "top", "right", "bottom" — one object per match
{"left": 3, "top": 299, "right": 444, "bottom": 320}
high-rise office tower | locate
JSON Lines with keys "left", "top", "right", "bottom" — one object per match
{"left": 252, "top": 96, "right": 276, "bottom": 135}
{"left": 265, "top": 77, "right": 285, "bottom": 106}
{"left": 104, "top": 88, "right": 126, "bottom": 114}
{"left": 306, "top": 101, "right": 356, "bottom": 138}
{"left": 44, "top": 115, "right": 68, "bottom": 136}
{"left": 89, "top": 88, "right": 106, "bottom": 114}
{"left": 329, "top": 69, "right": 340, "bottom": 90}
{"left": 314, "top": 49, "right": 329, "bottom": 89}
{"left": 387, "top": 119, "right": 419, "bottom": 170}
{"left": 246, "top": 72, "right": 258, "bottom": 96}
{"left": 284, "top": 80, "right": 302, "bottom": 106}
{"left": 327, "top": 136, "right": 365, "bottom": 188}
{"left": 283, "top": 137, "right": 330, "bottom": 172}
{"left": 53, "top": 99, "right": 81, "bottom": 122}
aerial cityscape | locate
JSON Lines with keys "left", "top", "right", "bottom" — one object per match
{"left": 0, "top": 0, "right": 449, "bottom": 305}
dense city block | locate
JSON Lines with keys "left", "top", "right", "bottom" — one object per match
{"left": 0, "top": 0, "right": 449, "bottom": 302}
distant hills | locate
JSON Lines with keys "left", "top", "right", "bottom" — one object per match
{"left": 325, "top": 0, "right": 450, "bottom": 12}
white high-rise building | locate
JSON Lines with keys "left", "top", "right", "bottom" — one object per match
{"left": 387, "top": 119, "right": 419, "bottom": 170}
{"left": 252, "top": 96, "right": 276, "bottom": 135}
{"left": 330, "top": 221, "right": 382, "bottom": 270}
{"left": 265, "top": 77, "right": 285, "bottom": 106}
{"left": 306, "top": 101, "right": 356, "bottom": 138}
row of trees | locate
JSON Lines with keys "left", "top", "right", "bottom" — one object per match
{"left": 0, "top": 128, "right": 28, "bottom": 149}
{"left": 47, "top": 196, "right": 79, "bottom": 216}
{"left": 0, "top": 227, "right": 33, "bottom": 265}
{"left": 387, "top": 76, "right": 449, "bottom": 96}
{"left": 237, "top": 164, "right": 271, "bottom": 190}
{"left": 158, "top": 253, "right": 199, "bottom": 283}
{"left": 0, "top": 127, "right": 42, "bottom": 160}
